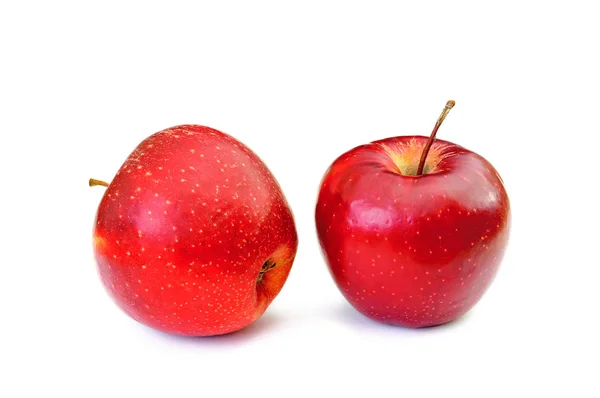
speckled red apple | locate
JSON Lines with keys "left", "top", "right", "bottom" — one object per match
{"left": 91, "top": 125, "right": 297, "bottom": 336}
{"left": 316, "top": 101, "right": 510, "bottom": 327}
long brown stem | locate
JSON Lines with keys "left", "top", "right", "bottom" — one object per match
{"left": 416, "top": 100, "right": 456, "bottom": 176}
{"left": 89, "top": 178, "right": 109, "bottom": 188}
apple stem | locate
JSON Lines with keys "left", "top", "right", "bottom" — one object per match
{"left": 89, "top": 178, "right": 109, "bottom": 188}
{"left": 416, "top": 100, "right": 456, "bottom": 176}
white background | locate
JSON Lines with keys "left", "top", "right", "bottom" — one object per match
{"left": 1, "top": 1, "right": 599, "bottom": 397}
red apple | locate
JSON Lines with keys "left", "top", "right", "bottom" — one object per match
{"left": 315, "top": 101, "right": 510, "bottom": 327}
{"left": 91, "top": 125, "right": 298, "bottom": 336}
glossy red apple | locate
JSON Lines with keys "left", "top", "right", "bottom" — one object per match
{"left": 91, "top": 125, "right": 297, "bottom": 336}
{"left": 316, "top": 101, "right": 510, "bottom": 327}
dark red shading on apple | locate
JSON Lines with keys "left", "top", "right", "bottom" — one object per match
{"left": 316, "top": 101, "right": 510, "bottom": 327}
{"left": 91, "top": 125, "right": 297, "bottom": 336}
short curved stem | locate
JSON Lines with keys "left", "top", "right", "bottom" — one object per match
{"left": 89, "top": 178, "right": 109, "bottom": 188}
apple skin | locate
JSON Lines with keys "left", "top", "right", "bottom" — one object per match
{"left": 316, "top": 136, "right": 510, "bottom": 327}
{"left": 93, "top": 125, "right": 297, "bottom": 336}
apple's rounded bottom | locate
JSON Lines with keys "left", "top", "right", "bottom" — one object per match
{"left": 111, "top": 301, "right": 260, "bottom": 337}
{"left": 390, "top": 317, "right": 460, "bottom": 329}
{"left": 351, "top": 303, "right": 470, "bottom": 329}
{"left": 131, "top": 316, "right": 256, "bottom": 337}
